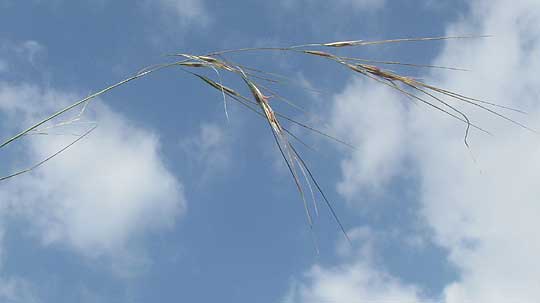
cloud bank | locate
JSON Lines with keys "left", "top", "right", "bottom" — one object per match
{"left": 289, "top": 0, "right": 540, "bottom": 302}
{"left": 0, "top": 82, "right": 186, "bottom": 258}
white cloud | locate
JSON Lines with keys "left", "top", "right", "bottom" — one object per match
{"left": 2, "top": 1, "right": 208, "bottom": 28}
{"left": 413, "top": 0, "right": 540, "bottom": 302}
{"left": 0, "top": 82, "right": 186, "bottom": 259}
{"left": 331, "top": 78, "right": 408, "bottom": 200}
{"left": 160, "top": 0, "right": 207, "bottom": 21}
{"left": 341, "top": 0, "right": 385, "bottom": 11}
{"left": 0, "top": 40, "right": 44, "bottom": 67}
{"left": 179, "top": 122, "right": 231, "bottom": 182}
{"left": 0, "top": 277, "right": 37, "bottom": 303}
{"left": 283, "top": 228, "right": 422, "bottom": 303}
{"left": 148, "top": 0, "right": 209, "bottom": 26}
{"left": 0, "top": 60, "right": 7, "bottom": 73}
{"left": 327, "top": 0, "right": 540, "bottom": 302}
{"left": 181, "top": 122, "right": 229, "bottom": 165}
{"left": 281, "top": 0, "right": 385, "bottom": 11}
{"left": 17, "top": 41, "right": 43, "bottom": 65}
{"left": 187, "top": 122, "right": 227, "bottom": 158}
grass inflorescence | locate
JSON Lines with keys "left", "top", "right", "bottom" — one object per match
{"left": 0, "top": 35, "right": 532, "bottom": 242}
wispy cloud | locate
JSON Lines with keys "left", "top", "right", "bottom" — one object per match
{"left": 0, "top": 40, "right": 44, "bottom": 70}
{"left": 155, "top": 0, "right": 209, "bottom": 25}
{"left": 281, "top": 0, "right": 385, "bottom": 11}
{"left": 340, "top": 0, "right": 385, "bottom": 11}
{"left": 4, "top": 1, "right": 209, "bottom": 29}
{"left": 0, "top": 276, "right": 37, "bottom": 303}
{"left": 140, "top": 0, "right": 210, "bottom": 29}
{"left": 0, "top": 60, "right": 7, "bottom": 74}
{"left": 179, "top": 121, "right": 231, "bottom": 181}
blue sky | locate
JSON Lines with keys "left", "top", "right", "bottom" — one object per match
{"left": 1, "top": 0, "right": 540, "bottom": 302}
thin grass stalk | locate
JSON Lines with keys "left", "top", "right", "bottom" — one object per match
{"left": 2, "top": 35, "right": 532, "bottom": 243}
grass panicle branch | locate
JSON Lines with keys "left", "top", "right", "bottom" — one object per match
{"left": 1, "top": 35, "right": 531, "bottom": 242}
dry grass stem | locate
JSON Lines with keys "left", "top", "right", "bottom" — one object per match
{"left": 1, "top": 35, "right": 529, "bottom": 242}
